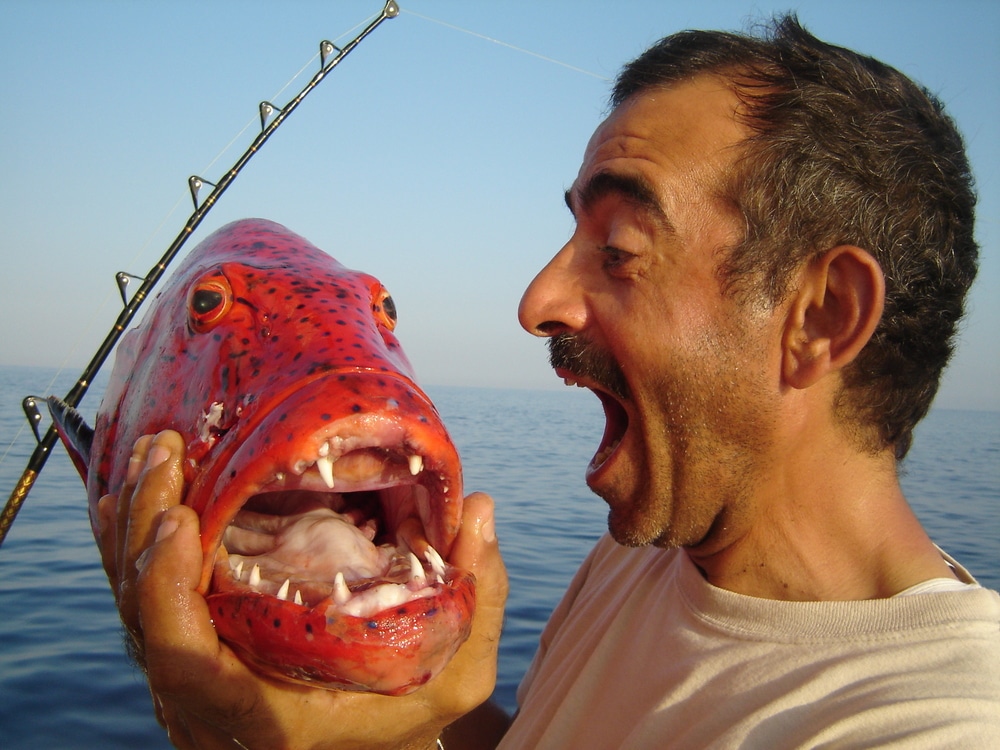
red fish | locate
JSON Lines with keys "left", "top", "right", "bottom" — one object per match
{"left": 49, "top": 218, "right": 475, "bottom": 695}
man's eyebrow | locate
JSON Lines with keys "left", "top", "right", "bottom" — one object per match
{"left": 564, "top": 171, "right": 673, "bottom": 233}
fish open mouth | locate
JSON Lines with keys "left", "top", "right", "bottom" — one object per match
{"left": 209, "top": 442, "right": 461, "bottom": 620}
{"left": 185, "top": 373, "right": 474, "bottom": 693}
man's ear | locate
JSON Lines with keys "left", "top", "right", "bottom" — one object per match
{"left": 781, "top": 245, "right": 885, "bottom": 389}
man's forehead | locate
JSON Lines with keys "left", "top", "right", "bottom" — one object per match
{"left": 569, "top": 76, "right": 746, "bottom": 210}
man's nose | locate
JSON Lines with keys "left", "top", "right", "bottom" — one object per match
{"left": 518, "top": 242, "right": 586, "bottom": 338}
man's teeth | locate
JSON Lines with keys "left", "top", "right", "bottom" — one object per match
{"left": 592, "top": 438, "right": 621, "bottom": 468}
{"left": 228, "top": 544, "right": 448, "bottom": 612}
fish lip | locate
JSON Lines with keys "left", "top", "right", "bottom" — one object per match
{"left": 184, "top": 370, "right": 463, "bottom": 597}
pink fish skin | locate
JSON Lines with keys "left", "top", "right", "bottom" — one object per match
{"left": 52, "top": 218, "right": 474, "bottom": 695}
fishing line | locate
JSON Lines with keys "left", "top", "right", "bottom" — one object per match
{"left": 2, "top": 2, "right": 605, "bottom": 544}
{"left": 0, "top": 10, "right": 383, "bottom": 497}
{"left": 401, "top": 7, "right": 610, "bottom": 81}
{"left": 0, "top": 1, "right": 400, "bottom": 547}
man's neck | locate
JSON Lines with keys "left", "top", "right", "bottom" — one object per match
{"left": 685, "top": 431, "right": 957, "bottom": 601}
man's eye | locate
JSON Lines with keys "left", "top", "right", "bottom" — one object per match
{"left": 600, "top": 245, "right": 634, "bottom": 269}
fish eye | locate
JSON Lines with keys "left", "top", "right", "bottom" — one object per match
{"left": 192, "top": 289, "right": 224, "bottom": 314}
{"left": 188, "top": 273, "right": 233, "bottom": 332}
{"left": 373, "top": 286, "right": 397, "bottom": 331}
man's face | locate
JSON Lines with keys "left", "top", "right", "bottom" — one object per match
{"left": 518, "top": 76, "right": 784, "bottom": 551}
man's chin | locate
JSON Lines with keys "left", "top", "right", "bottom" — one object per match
{"left": 607, "top": 511, "right": 664, "bottom": 549}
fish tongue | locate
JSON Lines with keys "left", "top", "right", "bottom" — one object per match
{"left": 225, "top": 507, "right": 385, "bottom": 583}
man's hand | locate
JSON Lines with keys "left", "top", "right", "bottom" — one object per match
{"left": 97, "top": 430, "right": 508, "bottom": 750}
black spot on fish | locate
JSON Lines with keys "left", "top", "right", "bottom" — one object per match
{"left": 274, "top": 619, "right": 281, "bottom": 629}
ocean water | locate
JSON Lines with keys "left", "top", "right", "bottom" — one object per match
{"left": 0, "top": 364, "right": 996, "bottom": 748}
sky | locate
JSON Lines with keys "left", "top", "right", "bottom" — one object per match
{"left": 2, "top": 0, "right": 998, "bottom": 412}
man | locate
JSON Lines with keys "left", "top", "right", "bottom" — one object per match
{"left": 102, "top": 15, "right": 999, "bottom": 749}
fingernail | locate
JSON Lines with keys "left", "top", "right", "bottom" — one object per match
{"left": 155, "top": 514, "right": 179, "bottom": 542}
{"left": 135, "top": 547, "right": 151, "bottom": 573}
{"left": 126, "top": 455, "right": 144, "bottom": 485}
{"left": 481, "top": 516, "right": 496, "bottom": 544}
{"left": 146, "top": 441, "right": 171, "bottom": 470}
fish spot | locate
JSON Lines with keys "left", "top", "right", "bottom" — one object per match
{"left": 274, "top": 619, "right": 282, "bottom": 629}
{"left": 352, "top": 404, "right": 362, "bottom": 413}
{"left": 367, "top": 621, "right": 378, "bottom": 629}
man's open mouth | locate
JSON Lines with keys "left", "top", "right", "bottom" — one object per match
{"left": 558, "top": 370, "right": 630, "bottom": 476}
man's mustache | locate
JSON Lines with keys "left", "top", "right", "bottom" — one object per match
{"left": 547, "top": 333, "right": 630, "bottom": 400}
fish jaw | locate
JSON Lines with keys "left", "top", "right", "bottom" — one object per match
{"left": 207, "top": 567, "right": 475, "bottom": 695}
{"left": 183, "top": 369, "right": 471, "bottom": 693}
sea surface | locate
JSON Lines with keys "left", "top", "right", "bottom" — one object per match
{"left": 0, "top": 364, "right": 997, "bottom": 748}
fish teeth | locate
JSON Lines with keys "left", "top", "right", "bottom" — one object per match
{"left": 249, "top": 563, "right": 261, "bottom": 588}
{"left": 316, "top": 454, "right": 335, "bottom": 489}
{"left": 424, "top": 545, "right": 446, "bottom": 579}
{"left": 408, "top": 552, "right": 426, "bottom": 587}
{"left": 232, "top": 560, "right": 244, "bottom": 580}
{"left": 276, "top": 578, "right": 291, "bottom": 601}
{"left": 333, "top": 572, "right": 352, "bottom": 605}
{"left": 408, "top": 454, "right": 423, "bottom": 476}
{"left": 294, "top": 589, "right": 303, "bottom": 606}
{"left": 317, "top": 441, "right": 330, "bottom": 457}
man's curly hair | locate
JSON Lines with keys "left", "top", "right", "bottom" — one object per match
{"left": 613, "top": 15, "right": 978, "bottom": 458}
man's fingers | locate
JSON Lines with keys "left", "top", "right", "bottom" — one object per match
{"left": 136, "top": 504, "right": 225, "bottom": 689}
{"left": 116, "top": 434, "right": 153, "bottom": 587}
{"left": 454, "top": 491, "right": 508, "bottom": 623}
{"left": 118, "top": 431, "right": 187, "bottom": 645}
{"left": 430, "top": 491, "right": 508, "bottom": 716}
{"left": 96, "top": 492, "right": 120, "bottom": 587}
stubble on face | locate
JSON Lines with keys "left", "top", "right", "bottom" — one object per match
{"left": 635, "top": 323, "right": 770, "bottom": 552}
{"left": 549, "top": 320, "right": 772, "bottom": 553}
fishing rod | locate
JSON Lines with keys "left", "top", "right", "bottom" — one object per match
{"left": 0, "top": 0, "right": 400, "bottom": 548}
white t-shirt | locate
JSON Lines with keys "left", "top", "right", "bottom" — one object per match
{"left": 502, "top": 534, "right": 1000, "bottom": 749}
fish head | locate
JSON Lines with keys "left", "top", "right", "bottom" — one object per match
{"left": 87, "top": 219, "right": 473, "bottom": 694}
